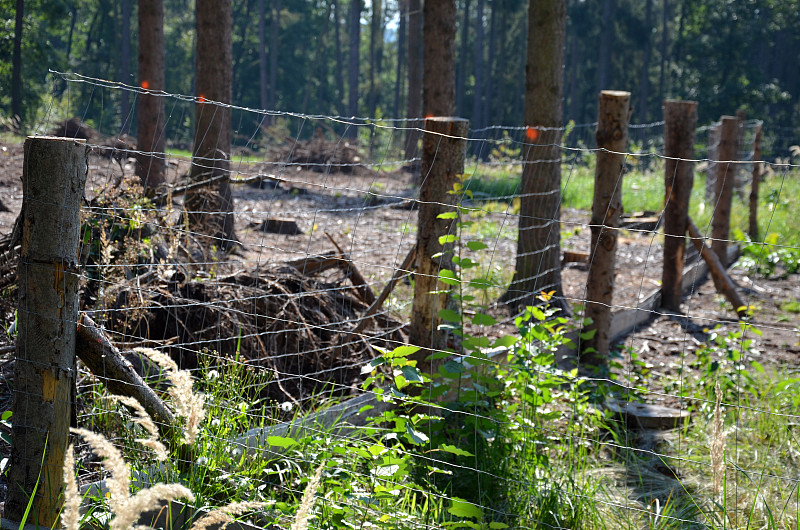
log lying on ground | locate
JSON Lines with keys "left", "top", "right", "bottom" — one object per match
{"left": 76, "top": 314, "right": 175, "bottom": 435}
{"left": 686, "top": 216, "right": 749, "bottom": 318}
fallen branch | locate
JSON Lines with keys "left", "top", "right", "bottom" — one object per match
{"left": 325, "top": 232, "right": 377, "bottom": 305}
{"left": 351, "top": 244, "right": 417, "bottom": 335}
{"left": 686, "top": 216, "right": 748, "bottom": 318}
{"left": 76, "top": 314, "right": 176, "bottom": 436}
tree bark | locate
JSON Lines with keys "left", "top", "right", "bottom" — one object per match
{"left": 423, "top": 0, "right": 457, "bottom": 119}
{"left": 638, "top": 0, "right": 653, "bottom": 125}
{"left": 368, "top": 0, "right": 383, "bottom": 119}
{"left": 483, "top": 1, "right": 497, "bottom": 133}
{"left": 404, "top": 0, "right": 423, "bottom": 161}
{"left": 597, "top": 0, "right": 616, "bottom": 93}
{"left": 748, "top": 124, "right": 762, "bottom": 241}
{"left": 120, "top": 0, "right": 131, "bottom": 126}
{"left": 472, "top": 0, "right": 485, "bottom": 130}
{"left": 501, "top": 0, "right": 568, "bottom": 312}
{"left": 409, "top": 118, "right": 468, "bottom": 362}
{"left": 394, "top": 0, "right": 407, "bottom": 120}
{"left": 661, "top": 100, "right": 697, "bottom": 313}
{"left": 711, "top": 116, "right": 738, "bottom": 264}
{"left": 269, "top": 0, "right": 281, "bottom": 116}
{"left": 259, "top": 0, "right": 268, "bottom": 110}
{"left": 347, "top": 0, "right": 361, "bottom": 138}
{"left": 456, "top": 0, "right": 470, "bottom": 117}
{"left": 583, "top": 90, "right": 631, "bottom": 364}
{"left": 185, "top": 0, "right": 236, "bottom": 252}
{"left": 136, "top": 0, "right": 166, "bottom": 191}
{"left": 4, "top": 137, "right": 89, "bottom": 527}
{"left": 659, "top": 0, "right": 669, "bottom": 101}
{"left": 11, "top": 0, "right": 24, "bottom": 127}
{"left": 333, "top": 0, "right": 346, "bottom": 116}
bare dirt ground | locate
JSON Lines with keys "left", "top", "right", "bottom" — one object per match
{"left": 0, "top": 136, "right": 798, "bottom": 400}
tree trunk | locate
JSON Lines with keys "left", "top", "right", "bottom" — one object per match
{"left": 11, "top": 0, "right": 24, "bottom": 127}
{"left": 302, "top": 2, "right": 333, "bottom": 115}
{"left": 483, "top": 1, "right": 497, "bottom": 133}
{"left": 597, "top": 0, "right": 615, "bottom": 92}
{"left": 333, "top": 0, "right": 346, "bottom": 116}
{"left": 711, "top": 116, "right": 738, "bottom": 264}
{"left": 583, "top": 90, "right": 631, "bottom": 363}
{"left": 394, "top": 0, "right": 407, "bottom": 120}
{"left": 501, "top": 0, "right": 567, "bottom": 312}
{"left": 185, "top": 0, "right": 236, "bottom": 252}
{"left": 638, "top": 0, "right": 653, "bottom": 125}
{"left": 136, "top": 0, "right": 166, "bottom": 191}
{"left": 748, "top": 124, "right": 762, "bottom": 241}
{"left": 472, "top": 0, "right": 485, "bottom": 130}
{"left": 456, "top": 0, "right": 470, "bottom": 117}
{"left": 3, "top": 137, "right": 89, "bottom": 527}
{"left": 409, "top": 118, "right": 468, "bottom": 362}
{"left": 120, "top": 0, "right": 131, "bottom": 126}
{"left": 659, "top": 0, "right": 669, "bottom": 101}
{"left": 423, "top": 0, "right": 457, "bottom": 117}
{"left": 347, "top": 0, "right": 361, "bottom": 138}
{"left": 661, "top": 100, "right": 697, "bottom": 313}
{"left": 259, "top": 0, "right": 268, "bottom": 110}
{"left": 269, "top": 0, "right": 281, "bottom": 116}
{"left": 404, "top": 0, "right": 423, "bottom": 161}
{"left": 368, "top": 0, "right": 382, "bottom": 119}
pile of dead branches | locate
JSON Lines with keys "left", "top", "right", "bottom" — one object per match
{"left": 266, "top": 127, "right": 363, "bottom": 174}
{"left": 99, "top": 257, "right": 404, "bottom": 402}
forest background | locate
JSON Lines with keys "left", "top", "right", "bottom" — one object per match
{"left": 1, "top": 0, "right": 799, "bottom": 152}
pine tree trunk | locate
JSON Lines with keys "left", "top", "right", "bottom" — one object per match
{"left": 472, "top": 0, "right": 485, "bottom": 130}
{"left": 269, "top": 0, "right": 281, "bottom": 115}
{"left": 259, "top": 0, "right": 268, "bottom": 110}
{"left": 456, "top": 0, "right": 470, "bottom": 117}
{"left": 638, "top": 0, "right": 653, "bottom": 125}
{"left": 659, "top": 0, "right": 669, "bottom": 101}
{"left": 368, "top": 0, "right": 382, "bottom": 119}
{"left": 334, "top": 0, "right": 346, "bottom": 116}
{"left": 120, "top": 0, "right": 131, "bottom": 126}
{"left": 597, "top": 0, "right": 615, "bottom": 92}
{"left": 186, "top": 0, "right": 235, "bottom": 251}
{"left": 393, "top": 0, "right": 407, "bottom": 120}
{"left": 4, "top": 137, "right": 89, "bottom": 527}
{"left": 423, "top": 0, "right": 456, "bottom": 117}
{"left": 404, "top": 0, "right": 423, "bottom": 161}
{"left": 501, "top": 0, "right": 568, "bottom": 312}
{"left": 136, "top": 0, "right": 166, "bottom": 191}
{"left": 11, "top": 0, "right": 23, "bottom": 127}
{"left": 483, "top": 2, "right": 496, "bottom": 134}
{"left": 347, "top": 0, "right": 361, "bottom": 138}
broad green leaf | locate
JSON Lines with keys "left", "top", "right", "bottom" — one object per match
{"left": 466, "top": 241, "right": 488, "bottom": 251}
{"left": 489, "top": 523, "right": 509, "bottom": 529}
{"left": 1, "top": 411, "right": 11, "bottom": 421}
{"left": 400, "top": 365, "right": 423, "bottom": 384}
{"left": 439, "top": 309, "right": 462, "bottom": 322}
{"left": 580, "top": 328, "right": 597, "bottom": 340}
{"left": 266, "top": 436, "right": 297, "bottom": 448}
{"left": 437, "top": 211, "right": 458, "bottom": 219}
{"left": 406, "top": 423, "right": 430, "bottom": 445}
{"left": 493, "top": 335, "right": 517, "bottom": 348}
{"left": 439, "top": 269, "right": 460, "bottom": 285}
{"left": 468, "top": 278, "right": 494, "bottom": 290}
{"left": 389, "top": 345, "right": 421, "bottom": 359}
{"left": 448, "top": 498, "right": 483, "bottom": 519}
{"left": 471, "top": 313, "right": 498, "bottom": 326}
{"left": 439, "top": 444, "right": 474, "bottom": 457}
{"left": 439, "top": 234, "right": 457, "bottom": 245}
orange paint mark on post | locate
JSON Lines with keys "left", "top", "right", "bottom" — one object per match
{"left": 526, "top": 126, "right": 539, "bottom": 142}
{"left": 141, "top": 80, "right": 150, "bottom": 89}
{"left": 198, "top": 95, "right": 207, "bottom": 103}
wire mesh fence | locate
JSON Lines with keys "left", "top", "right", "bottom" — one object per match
{"left": 0, "top": 72, "right": 798, "bottom": 529}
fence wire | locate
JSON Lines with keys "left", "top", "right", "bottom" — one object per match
{"left": 0, "top": 71, "right": 798, "bottom": 529}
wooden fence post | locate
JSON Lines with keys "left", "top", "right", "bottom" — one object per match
{"left": 3, "top": 137, "right": 89, "bottom": 527}
{"left": 704, "top": 123, "right": 719, "bottom": 202}
{"left": 661, "top": 100, "right": 698, "bottom": 313}
{"left": 409, "top": 117, "right": 468, "bottom": 362}
{"left": 583, "top": 91, "right": 631, "bottom": 364}
{"left": 711, "top": 116, "right": 738, "bottom": 264}
{"left": 748, "top": 123, "right": 763, "bottom": 242}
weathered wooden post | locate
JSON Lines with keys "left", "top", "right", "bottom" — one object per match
{"left": 711, "top": 116, "right": 738, "bottom": 264}
{"left": 3, "top": 137, "right": 88, "bottom": 528}
{"left": 704, "top": 123, "right": 719, "bottom": 201}
{"left": 582, "top": 91, "right": 631, "bottom": 364}
{"left": 748, "top": 123, "right": 763, "bottom": 242}
{"left": 661, "top": 100, "right": 698, "bottom": 313}
{"left": 409, "top": 117, "right": 468, "bottom": 363}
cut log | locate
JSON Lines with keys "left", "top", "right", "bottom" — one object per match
{"left": 605, "top": 399, "right": 690, "bottom": 430}
{"left": 254, "top": 217, "right": 304, "bottom": 235}
{"left": 76, "top": 314, "right": 175, "bottom": 435}
{"left": 686, "top": 216, "right": 749, "bottom": 318}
